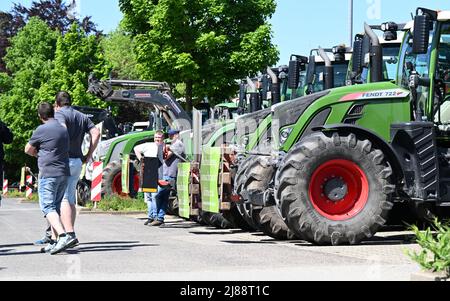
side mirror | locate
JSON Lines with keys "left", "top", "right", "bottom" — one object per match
{"left": 413, "top": 14, "right": 431, "bottom": 54}
{"left": 306, "top": 55, "right": 316, "bottom": 85}
{"left": 288, "top": 55, "right": 307, "bottom": 89}
{"left": 288, "top": 60, "right": 300, "bottom": 89}
{"left": 261, "top": 75, "right": 269, "bottom": 102}
{"left": 148, "top": 112, "right": 155, "bottom": 131}
{"left": 352, "top": 36, "right": 363, "bottom": 74}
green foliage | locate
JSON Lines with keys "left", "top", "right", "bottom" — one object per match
{"left": 119, "top": 0, "right": 279, "bottom": 109}
{"left": 0, "top": 18, "right": 58, "bottom": 174}
{"left": 408, "top": 219, "right": 450, "bottom": 276}
{"left": 100, "top": 27, "right": 141, "bottom": 80}
{"left": 0, "top": 19, "right": 110, "bottom": 179}
{"left": 49, "top": 23, "right": 110, "bottom": 107}
{"left": 87, "top": 195, "right": 147, "bottom": 212}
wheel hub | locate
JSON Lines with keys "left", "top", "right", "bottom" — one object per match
{"left": 323, "top": 177, "right": 348, "bottom": 202}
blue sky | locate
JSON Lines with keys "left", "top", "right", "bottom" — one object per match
{"left": 1, "top": 0, "right": 449, "bottom": 65}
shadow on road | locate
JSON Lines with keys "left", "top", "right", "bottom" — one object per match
{"left": 291, "top": 233, "right": 417, "bottom": 247}
{"left": 0, "top": 241, "right": 158, "bottom": 257}
{"left": 159, "top": 222, "right": 203, "bottom": 229}
{"left": 66, "top": 242, "right": 158, "bottom": 255}
{"left": 189, "top": 229, "right": 249, "bottom": 235}
{"left": 0, "top": 243, "right": 34, "bottom": 249}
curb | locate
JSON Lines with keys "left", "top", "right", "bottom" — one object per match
{"left": 78, "top": 209, "right": 146, "bottom": 216}
{"left": 411, "top": 271, "right": 449, "bottom": 281}
{"left": 17, "top": 198, "right": 38, "bottom": 204}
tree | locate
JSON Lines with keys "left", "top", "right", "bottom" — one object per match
{"left": 0, "top": 19, "right": 109, "bottom": 178}
{"left": 119, "top": 0, "right": 279, "bottom": 111}
{"left": 100, "top": 27, "right": 141, "bottom": 80}
{"left": 0, "top": 12, "right": 13, "bottom": 73}
{"left": 0, "top": 18, "right": 59, "bottom": 175}
{"left": 48, "top": 23, "right": 109, "bottom": 108}
{"left": 0, "top": 0, "right": 100, "bottom": 73}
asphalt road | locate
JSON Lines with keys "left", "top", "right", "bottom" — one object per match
{"left": 0, "top": 198, "right": 422, "bottom": 281}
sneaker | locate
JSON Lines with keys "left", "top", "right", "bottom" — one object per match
{"left": 40, "top": 241, "right": 56, "bottom": 253}
{"left": 144, "top": 218, "right": 154, "bottom": 226}
{"left": 50, "top": 235, "right": 72, "bottom": 255}
{"left": 150, "top": 220, "right": 164, "bottom": 227}
{"left": 34, "top": 236, "right": 52, "bottom": 246}
{"left": 66, "top": 234, "right": 79, "bottom": 249}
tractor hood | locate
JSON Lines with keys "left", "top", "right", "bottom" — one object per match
{"left": 235, "top": 108, "right": 272, "bottom": 147}
{"left": 271, "top": 90, "right": 330, "bottom": 131}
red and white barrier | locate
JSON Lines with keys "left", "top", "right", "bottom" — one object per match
{"left": 3, "top": 179, "right": 8, "bottom": 196}
{"left": 26, "top": 176, "right": 33, "bottom": 199}
{"left": 91, "top": 162, "right": 103, "bottom": 203}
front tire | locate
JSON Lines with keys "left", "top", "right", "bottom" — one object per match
{"left": 276, "top": 132, "right": 395, "bottom": 245}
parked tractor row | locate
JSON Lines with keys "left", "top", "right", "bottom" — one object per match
{"left": 80, "top": 7, "right": 450, "bottom": 246}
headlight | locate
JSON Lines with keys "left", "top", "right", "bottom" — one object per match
{"left": 280, "top": 127, "right": 293, "bottom": 146}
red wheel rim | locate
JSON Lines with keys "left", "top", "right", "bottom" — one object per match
{"left": 112, "top": 173, "right": 141, "bottom": 196}
{"left": 309, "top": 159, "right": 369, "bottom": 221}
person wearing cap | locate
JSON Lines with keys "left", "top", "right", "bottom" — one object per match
{"left": 149, "top": 129, "right": 185, "bottom": 226}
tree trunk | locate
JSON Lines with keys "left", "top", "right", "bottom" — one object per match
{"left": 185, "top": 80, "right": 193, "bottom": 113}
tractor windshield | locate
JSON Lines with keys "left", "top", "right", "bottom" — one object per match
{"left": 311, "top": 62, "right": 349, "bottom": 93}
{"left": 382, "top": 44, "right": 401, "bottom": 81}
{"left": 398, "top": 25, "right": 436, "bottom": 118}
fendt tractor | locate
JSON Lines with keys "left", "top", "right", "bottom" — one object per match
{"left": 233, "top": 21, "right": 406, "bottom": 240}
{"left": 234, "top": 46, "right": 353, "bottom": 238}
{"left": 267, "top": 8, "right": 450, "bottom": 246}
{"left": 82, "top": 77, "right": 192, "bottom": 202}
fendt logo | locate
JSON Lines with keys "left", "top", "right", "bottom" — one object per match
{"left": 340, "top": 89, "right": 410, "bottom": 102}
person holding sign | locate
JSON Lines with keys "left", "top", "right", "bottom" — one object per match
{"left": 134, "top": 131, "right": 165, "bottom": 226}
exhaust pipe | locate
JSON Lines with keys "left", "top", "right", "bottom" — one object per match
{"left": 364, "top": 22, "right": 383, "bottom": 83}
{"left": 267, "top": 67, "right": 281, "bottom": 105}
{"left": 318, "top": 47, "right": 334, "bottom": 90}
{"left": 247, "top": 77, "right": 261, "bottom": 113}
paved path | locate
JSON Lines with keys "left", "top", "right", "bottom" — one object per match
{"left": 0, "top": 198, "right": 422, "bottom": 281}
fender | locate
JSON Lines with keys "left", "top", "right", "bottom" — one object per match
{"left": 313, "top": 124, "right": 404, "bottom": 184}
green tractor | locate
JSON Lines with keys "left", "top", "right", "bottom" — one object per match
{"left": 234, "top": 46, "right": 353, "bottom": 238}
{"left": 270, "top": 8, "right": 450, "bottom": 245}
{"left": 82, "top": 77, "right": 192, "bottom": 203}
{"left": 177, "top": 69, "right": 291, "bottom": 229}
{"left": 233, "top": 21, "right": 405, "bottom": 238}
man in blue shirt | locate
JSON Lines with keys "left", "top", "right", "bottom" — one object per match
{"left": 25, "top": 103, "right": 73, "bottom": 255}
{"left": 54, "top": 92, "right": 101, "bottom": 245}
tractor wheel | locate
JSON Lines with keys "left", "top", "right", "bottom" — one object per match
{"left": 167, "top": 190, "right": 179, "bottom": 216}
{"left": 234, "top": 155, "right": 262, "bottom": 231}
{"left": 76, "top": 179, "right": 91, "bottom": 207}
{"left": 259, "top": 206, "right": 298, "bottom": 240}
{"left": 275, "top": 132, "right": 395, "bottom": 245}
{"left": 201, "top": 211, "right": 232, "bottom": 229}
{"left": 223, "top": 204, "right": 256, "bottom": 231}
{"left": 102, "top": 161, "right": 140, "bottom": 197}
{"left": 235, "top": 150, "right": 296, "bottom": 239}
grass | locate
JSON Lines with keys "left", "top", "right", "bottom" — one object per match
{"left": 86, "top": 194, "right": 147, "bottom": 212}
{"left": 3, "top": 190, "right": 39, "bottom": 202}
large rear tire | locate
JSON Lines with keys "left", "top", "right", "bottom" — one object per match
{"left": 101, "top": 161, "right": 140, "bottom": 197}
{"left": 235, "top": 151, "right": 297, "bottom": 239}
{"left": 276, "top": 132, "right": 395, "bottom": 245}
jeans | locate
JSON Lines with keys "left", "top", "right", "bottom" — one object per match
{"left": 145, "top": 192, "right": 156, "bottom": 220}
{"left": 152, "top": 176, "right": 175, "bottom": 222}
{"left": 39, "top": 177, "right": 68, "bottom": 217}
{"left": 63, "top": 158, "right": 83, "bottom": 205}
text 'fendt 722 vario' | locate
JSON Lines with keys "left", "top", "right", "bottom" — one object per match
{"left": 271, "top": 8, "right": 450, "bottom": 245}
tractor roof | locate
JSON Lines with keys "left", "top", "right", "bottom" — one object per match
{"left": 438, "top": 10, "right": 450, "bottom": 21}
